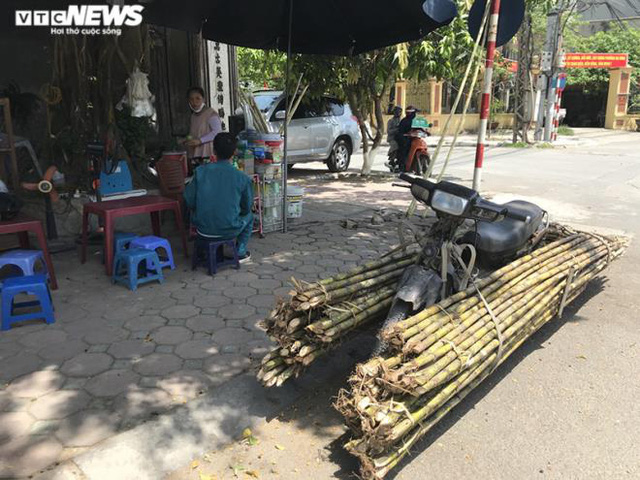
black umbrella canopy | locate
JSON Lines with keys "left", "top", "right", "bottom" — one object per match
{"left": 144, "top": 0, "right": 458, "bottom": 55}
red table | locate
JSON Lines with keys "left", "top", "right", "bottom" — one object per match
{"left": 0, "top": 216, "right": 58, "bottom": 290}
{"left": 81, "top": 196, "right": 188, "bottom": 275}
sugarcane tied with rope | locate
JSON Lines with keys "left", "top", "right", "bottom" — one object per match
{"left": 255, "top": 170, "right": 626, "bottom": 479}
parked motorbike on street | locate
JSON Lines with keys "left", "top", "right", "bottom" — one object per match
{"left": 374, "top": 174, "right": 549, "bottom": 353}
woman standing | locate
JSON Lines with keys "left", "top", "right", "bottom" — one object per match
{"left": 183, "top": 87, "right": 222, "bottom": 162}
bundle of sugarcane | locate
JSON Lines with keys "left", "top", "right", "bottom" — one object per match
{"left": 335, "top": 229, "right": 627, "bottom": 479}
{"left": 257, "top": 248, "right": 420, "bottom": 387}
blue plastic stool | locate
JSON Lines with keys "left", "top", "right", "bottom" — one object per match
{"left": 103, "top": 232, "right": 138, "bottom": 264}
{"left": 0, "top": 250, "right": 49, "bottom": 280}
{"left": 114, "top": 232, "right": 138, "bottom": 253}
{"left": 192, "top": 237, "right": 240, "bottom": 275}
{"left": 128, "top": 236, "right": 175, "bottom": 270}
{"left": 1, "top": 274, "right": 55, "bottom": 330}
{"left": 112, "top": 248, "right": 164, "bottom": 291}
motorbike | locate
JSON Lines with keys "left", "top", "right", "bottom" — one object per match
{"left": 389, "top": 117, "right": 432, "bottom": 175}
{"left": 374, "top": 174, "right": 549, "bottom": 353}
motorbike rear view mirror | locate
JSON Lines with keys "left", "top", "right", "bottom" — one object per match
{"left": 274, "top": 110, "right": 286, "bottom": 120}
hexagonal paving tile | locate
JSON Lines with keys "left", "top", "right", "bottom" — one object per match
{"left": 150, "top": 326, "right": 192, "bottom": 345}
{"left": 133, "top": 353, "right": 182, "bottom": 376}
{"left": 38, "top": 340, "right": 89, "bottom": 362}
{"left": 296, "top": 264, "right": 325, "bottom": 274}
{"left": 124, "top": 316, "right": 167, "bottom": 331}
{"left": 115, "top": 387, "right": 174, "bottom": 426}
{"left": 29, "top": 390, "right": 91, "bottom": 420}
{"left": 212, "top": 327, "right": 255, "bottom": 347}
{"left": 19, "top": 330, "right": 67, "bottom": 349}
{"left": 102, "top": 305, "right": 144, "bottom": 322}
{"left": 6, "top": 370, "right": 65, "bottom": 399}
{"left": 247, "top": 295, "right": 277, "bottom": 309}
{"left": 185, "top": 315, "right": 225, "bottom": 333}
{"left": 0, "top": 342, "right": 21, "bottom": 361}
{"left": 161, "top": 305, "right": 200, "bottom": 320}
{"left": 174, "top": 339, "right": 219, "bottom": 359}
{"left": 0, "top": 412, "right": 35, "bottom": 442}
{"left": 156, "top": 370, "right": 212, "bottom": 400}
{"left": 193, "top": 295, "right": 232, "bottom": 309}
{"left": 249, "top": 278, "right": 282, "bottom": 290}
{"left": 60, "top": 353, "right": 113, "bottom": 377}
{"left": 55, "top": 410, "right": 121, "bottom": 447}
{"left": 227, "top": 272, "right": 259, "bottom": 284}
{"left": 203, "top": 353, "right": 251, "bottom": 380}
{"left": 0, "top": 435, "right": 63, "bottom": 477}
{"left": 83, "top": 327, "right": 129, "bottom": 345}
{"left": 0, "top": 353, "right": 41, "bottom": 384}
{"left": 107, "top": 340, "right": 155, "bottom": 359}
{"left": 222, "top": 286, "right": 257, "bottom": 299}
{"left": 85, "top": 369, "right": 140, "bottom": 397}
{"left": 251, "top": 265, "right": 283, "bottom": 275}
{"left": 218, "top": 304, "right": 256, "bottom": 320}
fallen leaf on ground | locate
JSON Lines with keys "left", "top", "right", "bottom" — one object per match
{"left": 576, "top": 355, "right": 587, "bottom": 360}
{"left": 199, "top": 474, "right": 216, "bottom": 480}
{"left": 275, "top": 444, "right": 285, "bottom": 450}
{"left": 245, "top": 470, "right": 259, "bottom": 478}
{"left": 191, "top": 460, "right": 200, "bottom": 469}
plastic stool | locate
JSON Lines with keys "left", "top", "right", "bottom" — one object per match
{"left": 112, "top": 248, "right": 164, "bottom": 291}
{"left": 102, "top": 232, "right": 138, "bottom": 264}
{"left": 1, "top": 274, "right": 55, "bottom": 330}
{"left": 128, "top": 236, "right": 175, "bottom": 270}
{"left": 114, "top": 232, "right": 138, "bottom": 253}
{"left": 0, "top": 250, "right": 48, "bottom": 280}
{"left": 192, "top": 237, "right": 240, "bottom": 275}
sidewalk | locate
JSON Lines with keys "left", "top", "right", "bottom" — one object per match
{"left": 0, "top": 188, "right": 406, "bottom": 479}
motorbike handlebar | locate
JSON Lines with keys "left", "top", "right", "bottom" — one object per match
{"left": 474, "top": 198, "right": 530, "bottom": 223}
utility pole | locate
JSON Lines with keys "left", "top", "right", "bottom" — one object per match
{"left": 512, "top": 8, "right": 533, "bottom": 143}
{"left": 534, "top": 0, "right": 565, "bottom": 142}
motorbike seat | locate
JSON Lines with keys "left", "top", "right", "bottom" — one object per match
{"left": 465, "top": 200, "right": 545, "bottom": 268}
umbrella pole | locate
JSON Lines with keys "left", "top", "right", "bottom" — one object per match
{"left": 472, "top": 0, "right": 501, "bottom": 192}
{"left": 282, "top": 0, "right": 293, "bottom": 233}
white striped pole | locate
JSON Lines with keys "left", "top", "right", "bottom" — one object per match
{"left": 552, "top": 84, "right": 560, "bottom": 142}
{"left": 552, "top": 75, "right": 565, "bottom": 142}
{"left": 472, "top": 0, "right": 501, "bottom": 192}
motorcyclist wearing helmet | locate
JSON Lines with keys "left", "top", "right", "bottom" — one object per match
{"left": 395, "top": 106, "right": 419, "bottom": 172}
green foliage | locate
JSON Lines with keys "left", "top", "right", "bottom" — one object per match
{"left": 504, "top": 141, "right": 530, "bottom": 148}
{"left": 238, "top": 48, "right": 286, "bottom": 90}
{"left": 557, "top": 125, "right": 574, "bottom": 136}
{"left": 564, "top": 25, "right": 640, "bottom": 93}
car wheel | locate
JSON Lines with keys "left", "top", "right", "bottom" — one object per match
{"left": 327, "top": 139, "right": 351, "bottom": 172}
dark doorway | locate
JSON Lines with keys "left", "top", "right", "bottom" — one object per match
{"left": 562, "top": 85, "right": 607, "bottom": 127}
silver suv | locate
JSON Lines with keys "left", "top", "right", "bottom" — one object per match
{"left": 252, "top": 91, "right": 362, "bottom": 172}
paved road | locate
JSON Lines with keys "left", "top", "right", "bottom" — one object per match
{"left": 169, "top": 129, "right": 640, "bottom": 480}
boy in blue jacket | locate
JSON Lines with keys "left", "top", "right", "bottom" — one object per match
{"left": 184, "top": 133, "right": 253, "bottom": 262}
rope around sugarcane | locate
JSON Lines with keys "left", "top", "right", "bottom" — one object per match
{"left": 334, "top": 227, "right": 628, "bottom": 479}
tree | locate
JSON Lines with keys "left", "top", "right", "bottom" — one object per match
{"left": 237, "top": 48, "right": 286, "bottom": 90}
{"left": 564, "top": 25, "right": 640, "bottom": 93}
{"left": 236, "top": 0, "right": 476, "bottom": 175}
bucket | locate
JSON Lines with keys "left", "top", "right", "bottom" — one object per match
{"left": 287, "top": 186, "right": 304, "bottom": 218}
